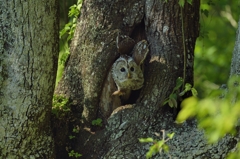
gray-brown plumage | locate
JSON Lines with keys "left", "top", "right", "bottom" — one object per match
{"left": 112, "top": 39, "right": 149, "bottom": 99}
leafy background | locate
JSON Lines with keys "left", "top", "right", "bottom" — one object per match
{"left": 195, "top": 0, "right": 240, "bottom": 98}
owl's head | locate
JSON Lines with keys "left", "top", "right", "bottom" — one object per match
{"left": 112, "top": 55, "right": 143, "bottom": 82}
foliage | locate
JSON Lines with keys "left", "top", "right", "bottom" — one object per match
{"left": 56, "top": 0, "right": 83, "bottom": 86}
{"left": 177, "top": 76, "right": 240, "bottom": 157}
{"left": 69, "top": 126, "right": 80, "bottom": 139}
{"left": 69, "top": 135, "right": 76, "bottom": 140}
{"left": 73, "top": 126, "right": 80, "bottom": 133}
{"left": 52, "top": 95, "right": 70, "bottom": 118}
{"left": 68, "top": 126, "right": 81, "bottom": 157}
{"left": 176, "top": 1, "right": 240, "bottom": 158}
{"left": 178, "top": 0, "right": 192, "bottom": 7}
{"left": 91, "top": 118, "right": 103, "bottom": 127}
{"left": 68, "top": 150, "right": 82, "bottom": 158}
{"left": 164, "top": 77, "right": 197, "bottom": 108}
{"left": 59, "top": 0, "right": 77, "bottom": 27}
{"left": 59, "top": 0, "right": 83, "bottom": 41}
{"left": 195, "top": 0, "right": 240, "bottom": 98}
{"left": 139, "top": 130, "right": 174, "bottom": 159}
{"left": 184, "top": 0, "right": 240, "bottom": 156}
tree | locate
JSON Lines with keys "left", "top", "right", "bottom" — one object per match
{"left": 55, "top": 0, "right": 237, "bottom": 158}
{"left": 0, "top": 1, "right": 58, "bottom": 158}
{"left": 230, "top": 18, "right": 240, "bottom": 77}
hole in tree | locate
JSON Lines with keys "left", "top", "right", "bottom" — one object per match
{"left": 121, "top": 19, "right": 147, "bottom": 105}
{"left": 130, "top": 19, "right": 147, "bottom": 43}
{"left": 121, "top": 89, "right": 142, "bottom": 105}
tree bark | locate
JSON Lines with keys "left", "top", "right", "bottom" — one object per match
{"left": 0, "top": 1, "right": 58, "bottom": 158}
{"left": 230, "top": 18, "right": 240, "bottom": 77}
{"left": 55, "top": 0, "right": 237, "bottom": 158}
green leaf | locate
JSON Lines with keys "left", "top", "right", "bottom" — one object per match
{"left": 146, "top": 143, "right": 159, "bottom": 159}
{"left": 156, "top": 140, "right": 164, "bottom": 148}
{"left": 198, "top": 117, "right": 212, "bottom": 129}
{"left": 69, "top": 5, "right": 78, "bottom": 17}
{"left": 75, "top": 153, "right": 82, "bottom": 157}
{"left": 68, "top": 150, "right": 75, "bottom": 157}
{"left": 139, "top": 138, "right": 154, "bottom": 143}
{"left": 179, "top": 90, "right": 186, "bottom": 96}
{"left": 197, "top": 99, "right": 217, "bottom": 117}
{"left": 167, "top": 133, "right": 175, "bottom": 139}
{"left": 168, "top": 98, "right": 177, "bottom": 108}
{"left": 191, "top": 88, "right": 198, "bottom": 97}
{"left": 169, "top": 93, "right": 177, "bottom": 100}
{"left": 59, "top": 23, "right": 72, "bottom": 38}
{"left": 69, "top": 135, "right": 75, "bottom": 139}
{"left": 184, "top": 83, "right": 192, "bottom": 91}
{"left": 163, "top": 99, "right": 169, "bottom": 105}
{"left": 186, "top": 0, "right": 192, "bottom": 5}
{"left": 201, "top": 9, "right": 209, "bottom": 17}
{"left": 92, "top": 118, "right": 102, "bottom": 126}
{"left": 73, "top": 127, "right": 79, "bottom": 133}
{"left": 168, "top": 99, "right": 174, "bottom": 107}
{"left": 178, "top": 0, "right": 185, "bottom": 7}
{"left": 162, "top": 144, "right": 169, "bottom": 152}
{"left": 176, "top": 97, "right": 198, "bottom": 123}
{"left": 174, "top": 77, "right": 184, "bottom": 91}
{"left": 208, "top": 89, "right": 223, "bottom": 98}
{"left": 207, "top": 0, "right": 215, "bottom": 6}
{"left": 207, "top": 130, "right": 222, "bottom": 143}
{"left": 146, "top": 151, "right": 154, "bottom": 159}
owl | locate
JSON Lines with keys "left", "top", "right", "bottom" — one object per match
{"left": 111, "top": 40, "right": 149, "bottom": 99}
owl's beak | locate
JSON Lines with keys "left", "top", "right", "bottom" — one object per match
{"left": 128, "top": 73, "right": 131, "bottom": 79}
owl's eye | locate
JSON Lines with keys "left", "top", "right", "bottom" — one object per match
{"left": 130, "top": 67, "right": 134, "bottom": 72}
{"left": 120, "top": 68, "right": 125, "bottom": 72}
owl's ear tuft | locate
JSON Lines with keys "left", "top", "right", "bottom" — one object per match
{"left": 132, "top": 40, "right": 149, "bottom": 65}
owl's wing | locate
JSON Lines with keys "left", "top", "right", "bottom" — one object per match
{"left": 132, "top": 40, "right": 149, "bottom": 65}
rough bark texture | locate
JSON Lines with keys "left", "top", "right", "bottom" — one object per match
{"left": 55, "top": 0, "right": 237, "bottom": 158}
{"left": 0, "top": 1, "right": 58, "bottom": 158}
{"left": 230, "top": 18, "right": 240, "bottom": 77}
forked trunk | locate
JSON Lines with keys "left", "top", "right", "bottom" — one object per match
{"left": 55, "top": 0, "right": 237, "bottom": 158}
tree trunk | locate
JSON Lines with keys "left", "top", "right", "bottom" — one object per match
{"left": 55, "top": 0, "right": 237, "bottom": 158}
{"left": 230, "top": 18, "right": 240, "bottom": 77}
{"left": 0, "top": 1, "right": 58, "bottom": 158}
